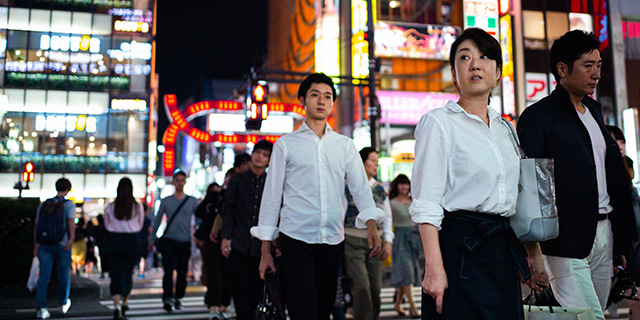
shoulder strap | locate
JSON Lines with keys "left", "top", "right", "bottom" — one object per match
{"left": 163, "top": 196, "right": 191, "bottom": 235}
{"left": 500, "top": 118, "right": 526, "bottom": 159}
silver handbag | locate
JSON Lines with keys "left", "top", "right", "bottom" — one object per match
{"left": 502, "top": 119, "right": 560, "bottom": 243}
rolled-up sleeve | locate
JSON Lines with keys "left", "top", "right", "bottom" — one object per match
{"left": 251, "top": 139, "right": 287, "bottom": 241}
{"left": 345, "top": 142, "right": 384, "bottom": 228}
{"left": 381, "top": 196, "right": 394, "bottom": 243}
{"left": 409, "top": 114, "right": 448, "bottom": 230}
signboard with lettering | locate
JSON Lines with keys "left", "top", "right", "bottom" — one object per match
{"left": 375, "top": 21, "right": 460, "bottom": 60}
{"left": 463, "top": 0, "right": 499, "bottom": 38}
{"left": 110, "top": 8, "right": 153, "bottom": 35}
{"left": 525, "top": 72, "right": 548, "bottom": 102}
{"left": 378, "top": 90, "right": 458, "bottom": 125}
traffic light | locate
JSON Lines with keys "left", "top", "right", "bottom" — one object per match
{"left": 246, "top": 82, "right": 268, "bottom": 131}
{"left": 22, "top": 162, "right": 34, "bottom": 183}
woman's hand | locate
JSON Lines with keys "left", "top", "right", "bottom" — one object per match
{"left": 423, "top": 262, "right": 448, "bottom": 314}
{"left": 524, "top": 243, "right": 549, "bottom": 289}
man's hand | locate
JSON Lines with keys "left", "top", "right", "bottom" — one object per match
{"left": 63, "top": 239, "right": 73, "bottom": 252}
{"left": 209, "top": 229, "right": 219, "bottom": 243}
{"left": 423, "top": 261, "right": 448, "bottom": 314}
{"left": 259, "top": 241, "right": 276, "bottom": 280}
{"left": 366, "top": 219, "right": 382, "bottom": 257}
{"left": 221, "top": 239, "right": 231, "bottom": 258}
{"left": 381, "top": 242, "right": 392, "bottom": 261}
{"left": 195, "top": 239, "right": 204, "bottom": 249}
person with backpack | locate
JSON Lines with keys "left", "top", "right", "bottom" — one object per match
{"left": 33, "top": 178, "right": 76, "bottom": 319}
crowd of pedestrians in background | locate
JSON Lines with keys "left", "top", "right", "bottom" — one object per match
{"left": 31, "top": 28, "right": 640, "bottom": 320}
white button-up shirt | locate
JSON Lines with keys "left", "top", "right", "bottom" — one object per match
{"left": 251, "top": 122, "right": 384, "bottom": 245}
{"left": 409, "top": 100, "right": 520, "bottom": 229}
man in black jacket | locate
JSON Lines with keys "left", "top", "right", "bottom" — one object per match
{"left": 517, "top": 30, "right": 636, "bottom": 320}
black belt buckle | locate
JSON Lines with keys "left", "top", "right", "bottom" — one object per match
{"left": 598, "top": 214, "right": 608, "bottom": 221}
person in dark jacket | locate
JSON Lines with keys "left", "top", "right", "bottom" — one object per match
{"left": 517, "top": 30, "right": 636, "bottom": 320}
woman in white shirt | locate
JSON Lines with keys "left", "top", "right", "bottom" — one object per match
{"left": 409, "top": 28, "right": 547, "bottom": 319}
{"left": 104, "top": 178, "right": 144, "bottom": 320}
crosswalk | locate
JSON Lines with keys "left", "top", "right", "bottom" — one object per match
{"left": 93, "top": 286, "right": 425, "bottom": 320}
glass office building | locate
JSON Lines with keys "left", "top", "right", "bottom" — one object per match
{"left": 0, "top": 0, "right": 156, "bottom": 210}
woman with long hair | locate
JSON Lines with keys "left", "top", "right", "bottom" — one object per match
{"left": 389, "top": 174, "right": 420, "bottom": 317}
{"left": 104, "top": 178, "right": 144, "bottom": 319}
{"left": 410, "top": 28, "right": 547, "bottom": 319}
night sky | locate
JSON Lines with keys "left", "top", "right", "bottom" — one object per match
{"left": 155, "top": 0, "right": 268, "bottom": 135}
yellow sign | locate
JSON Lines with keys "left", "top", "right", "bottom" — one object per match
{"left": 114, "top": 20, "right": 150, "bottom": 33}
{"left": 499, "top": 15, "right": 513, "bottom": 77}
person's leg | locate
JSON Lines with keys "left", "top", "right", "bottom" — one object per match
{"left": 591, "top": 220, "right": 614, "bottom": 312}
{"left": 366, "top": 250, "right": 383, "bottom": 320}
{"left": 344, "top": 235, "right": 373, "bottom": 320}
{"left": 36, "top": 245, "right": 54, "bottom": 309}
{"left": 174, "top": 241, "right": 191, "bottom": 301}
{"left": 280, "top": 234, "right": 318, "bottom": 320}
{"left": 406, "top": 284, "right": 419, "bottom": 316}
{"left": 202, "top": 241, "right": 216, "bottom": 308}
{"left": 230, "top": 251, "right": 263, "bottom": 320}
{"left": 395, "top": 286, "right": 406, "bottom": 314}
{"left": 160, "top": 239, "right": 177, "bottom": 302}
{"left": 55, "top": 245, "right": 72, "bottom": 307}
{"left": 315, "top": 241, "right": 343, "bottom": 320}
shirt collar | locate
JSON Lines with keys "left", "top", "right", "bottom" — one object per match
{"left": 445, "top": 100, "right": 501, "bottom": 122}
{"left": 297, "top": 121, "right": 333, "bottom": 136}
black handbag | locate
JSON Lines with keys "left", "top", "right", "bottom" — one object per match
{"left": 254, "top": 272, "right": 285, "bottom": 320}
{"left": 523, "top": 285, "right": 561, "bottom": 307}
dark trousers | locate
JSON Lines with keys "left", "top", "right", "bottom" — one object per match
{"left": 202, "top": 240, "right": 232, "bottom": 308}
{"left": 107, "top": 233, "right": 139, "bottom": 297}
{"left": 230, "top": 250, "right": 263, "bottom": 320}
{"left": 421, "top": 210, "right": 525, "bottom": 320}
{"left": 279, "top": 233, "right": 343, "bottom": 320}
{"left": 159, "top": 238, "right": 191, "bottom": 301}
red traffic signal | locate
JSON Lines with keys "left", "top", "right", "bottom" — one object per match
{"left": 22, "top": 162, "right": 34, "bottom": 182}
{"left": 253, "top": 85, "right": 266, "bottom": 103}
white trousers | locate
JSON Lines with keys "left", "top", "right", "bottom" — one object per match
{"left": 543, "top": 220, "right": 613, "bottom": 320}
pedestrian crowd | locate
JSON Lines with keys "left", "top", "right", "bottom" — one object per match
{"left": 30, "top": 28, "right": 640, "bottom": 320}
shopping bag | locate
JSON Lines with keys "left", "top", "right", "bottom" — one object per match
{"left": 27, "top": 256, "right": 39, "bottom": 292}
{"left": 502, "top": 118, "right": 560, "bottom": 242}
{"left": 523, "top": 305, "right": 597, "bottom": 320}
{"left": 254, "top": 272, "right": 285, "bottom": 320}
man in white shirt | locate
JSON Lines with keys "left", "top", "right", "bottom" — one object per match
{"left": 251, "top": 73, "right": 384, "bottom": 320}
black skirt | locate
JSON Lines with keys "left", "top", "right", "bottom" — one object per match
{"left": 421, "top": 210, "right": 528, "bottom": 320}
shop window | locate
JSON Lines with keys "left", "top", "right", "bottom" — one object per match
{"left": 29, "top": 9, "right": 51, "bottom": 32}
{"left": 546, "top": 12, "right": 568, "bottom": 49}
{"left": 523, "top": 11, "right": 546, "bottom": 50}
{"left": 7, "top": 8, "right": 28, "bottom": 30}
{"left": 71, "top": 12, "right": 92, "bottom": 34}
{"left": 46, "top": 90, "right": 68, "bottom": 111}
{"left": 7, "top": 30, "right": 27, "bottom": 49}
{"left": 50, "top": 11, "right": 71, "bottom": 33}
{"left": 0, "top": 7, "right": 7, "bottom": 29}
{"left": 92, "top": 14, "right": 111, "bottom": 35}
{"left": 25, "top": 89, "right": 46, "bottom": 111}
{"left": 569, "top": 13, "right": 593, "bottom": 33}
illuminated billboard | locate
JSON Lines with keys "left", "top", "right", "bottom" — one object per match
{"left": 375, "top": 21, "right": 460, "bottom": 60}
{"left": 463, "top": 0, "right": 499, "bottom": 38}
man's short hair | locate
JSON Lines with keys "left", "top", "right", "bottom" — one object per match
{"left": 253, "top": 139, "right": 273, "bottom": 154}
{"left": 234, "top": 153, "right": 251, "bottom": 169}
{"left": 55, "top": 178, "right": 71, "bottom": 192}
{"left": 298, "top": 73, "right": 337, "bottom": 102}
{"left": 173, "top": 169, "right": 187, "bottom": 179}
{"left": 550, "top": 30, "right": 600, "bottom": 83}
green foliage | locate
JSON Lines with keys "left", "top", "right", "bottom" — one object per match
{"left": 26, "top": 73, "right": 47, "bottom": 88}
{"left": 68, "top": 75, "right": 89, "bottom": 91}
{"left": 111, "top": 77, "right": 130, "bottom": 91}
{"left": 0, "top": 198, "right": 41, "bottom": 289}
{"left": 48, "top": 74, "right": 68, "bottom": 90}
{"left": 6, "top": 72, "right": 26, "bottom": 87}
{"left": 90, "top": 76, "right": 109, "bottom": 91}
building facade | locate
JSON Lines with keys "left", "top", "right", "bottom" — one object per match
{"left": 0, "top": 0, "right": 157, "bottom": 212}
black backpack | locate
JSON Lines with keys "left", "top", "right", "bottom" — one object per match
{"left": 35, "top": 198, "right": 69, "bottom": 245}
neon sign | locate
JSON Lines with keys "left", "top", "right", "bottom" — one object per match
{"left": 161, "top": 94, "right": 283, "bottom": 176}
{"left": 40, "top": 35, "right": 101, "bottom": 53}
{"left": 375, "top": 21, "right": 459, "bottom": 60}
{"left": 114, "top": 21, "right": 150, "bottom": 33}
{"left": 111, "top": 99, "right": 147, "bottom": 111}
{"left": 107, "top": 41, "right": 152, "bottom": 61}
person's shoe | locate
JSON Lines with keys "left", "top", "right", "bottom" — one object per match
{"left": 59, "top": 299, "right": 71, "bottom": 314}
{"left": 608, "top": 301, "right": 620, "bottom": 317}
{"left": 163, "top": 300, "right": 173, "bottom": 312}
{"left": 174, "top": 298, "right": 183, "bottom": 310}
{"left": 121, "top": 303, "right": 129, "bottom": 316}
{"left": 209, "top": 311, "right": 223, "bottom": 320}
{"left": 113, "top": 306, "right": 122, "bottom": 320}
{"left": 36, "top": 308, "right": 50, "bottom": 319}
{"left": 220, "top": 311, "right": 233, "bottom": 319}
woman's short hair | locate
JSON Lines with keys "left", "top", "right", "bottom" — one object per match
{"left": 449, "top": 27, "right": 502, "bottom": 72}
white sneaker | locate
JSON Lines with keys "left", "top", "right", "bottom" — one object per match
{"left": 36, "top": 308, "right": 50, "bottom": 319}
{"left": 608, "top": 301, "right": 619, "bottom": 318}
{"left": 60, "top": 299, "right": 71, "bottom": 314}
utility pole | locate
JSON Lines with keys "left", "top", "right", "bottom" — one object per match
{"left": 366, "top": 0, "right": 380, "bottom": 149}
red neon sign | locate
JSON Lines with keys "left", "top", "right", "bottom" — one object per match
{"left": 254, "top": 85, "right": 266, "bottom": 102}
{"left": 162, "top": 94, "right": 284, "bottom": 176}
